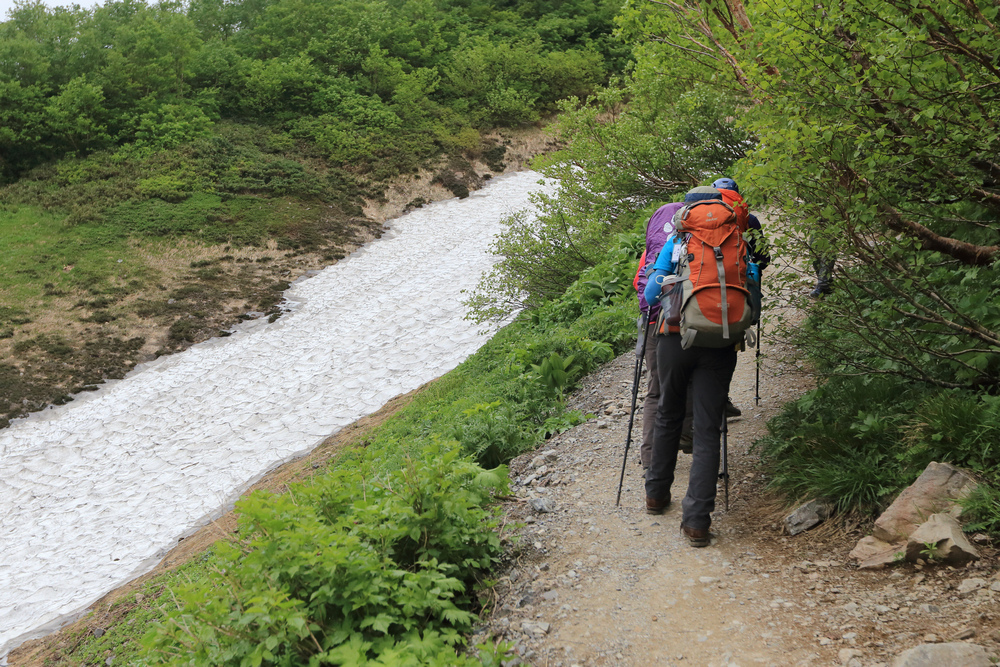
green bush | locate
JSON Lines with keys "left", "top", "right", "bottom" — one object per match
{"left": 961, "top": 485, "right": 1000, "bottom": 536}
{"left": 141, "top": 441, "right": 507, "bottom": 665}
{"left": 758, "top": 376, "right": 1000, "bottom": 520}
{"left": 446, "top": 402, "right": 536, "bottom": 470}
{"left": 134, "top": 104, "right": 214, "bottom": 150}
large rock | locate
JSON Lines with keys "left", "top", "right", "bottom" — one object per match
{"left": 904, "top": 513, "right": 980, "bottom": 566}
{"left": 529, "top": 497, "right": 556, "bottom": 513}
{"left": 873, "top": 462, "right": 976, "bottom": 543}
{"left": 785, "top": 499, "right": 833, "bottom": 536}
{"left": 849, "top": 535, "right": 904, "bottom": 570}
{"left": 891, "top": 642, "right": 993, "bottom": 667}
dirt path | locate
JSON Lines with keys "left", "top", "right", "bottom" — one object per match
{"left": 477, "top": 340, "right": 1000, "bottom": 666}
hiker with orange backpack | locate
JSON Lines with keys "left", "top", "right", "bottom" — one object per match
{"left": 631, "top": 179, "right": 767, "bottom": 468}
{"left": 642, "top": 186, "right": 763, "bottom": 547}
{"left": 711, "top": 177, "right": 770, "bottom": 273}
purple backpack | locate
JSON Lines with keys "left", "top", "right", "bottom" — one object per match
{"left": 636, "top": 202, "right": 684, "bottom": 316}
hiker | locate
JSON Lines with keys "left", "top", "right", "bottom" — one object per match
{"left": 630, "top": 179, "right": 766, "bottom": 465}
{"left": 642, "top": 186, "right": 763, "bottom": 547}
{"left": 810, "top": 252, "right": 835, "bottom": 297}
{"left": 711, "top": 177, "right": 770, "bottom": 272}
{"left": 633, "top": 201, "right": 684, "bottom": 469}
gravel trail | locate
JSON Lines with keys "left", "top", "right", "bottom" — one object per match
{"left": 482, "top": 339, "right": 1000, "bottom": 666}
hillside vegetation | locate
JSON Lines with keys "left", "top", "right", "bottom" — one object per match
{"left": 7, "top": 0, "right": 1000, "bottom": 664}
{"left": 0, "top": 0, "right": 623, "bottom": 426}
{"left": 474, "top": 0, "right": 1000, "bottom": 527}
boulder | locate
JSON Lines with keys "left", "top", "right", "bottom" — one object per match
{"left": 849, "top": 535, "right": 904, "bottom": 570}
{"left": 903, "top": 513, "right": 979, "bottom": 566}
{"left": 891, "top": 642, "right": 993, "bottom": 667}
{"left": 784, "top": 499, "right": 833, "bottom": 536}
{"left": 956, "top": 578, "right": 987, "bottom": 596}
{"left": 520, "top": 620, "right": 550, "bottom": 638}
{"left": 529, "top": 497, "right": 556, "bottom": 513}
{"left": 838, "top": 648, "right": 864, "bottom": 666}
{"left": 873, "top": 462, "right": 976, "bottom": 543}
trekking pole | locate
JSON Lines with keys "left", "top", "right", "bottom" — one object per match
{"left": 754, "top": 319, "right": 761, "bottom": 406}
{"left": 616, "top": 312, "right": 649, "bottom": 506}
{"left": 719, "top": 401, "right": 730, "bottom": 511}
{"left": 755, "top": 276, "right": 762, "bottom": 406}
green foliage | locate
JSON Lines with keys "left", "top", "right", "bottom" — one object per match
{"left": 467, "top": 76, "right": 754, "bottom": 323}
{"left": 466, "top": 201, "right": 642, "bottom": 323}
{"left": 39, "top": 556, "right": 221, "bottom": 666}
{"left": 539, "top": 408, "right": 589, "bottom": 439}
{"left": 919, "top": 541, "right": 941, "bottom": 563}
{"left": 961, "top": 485, "right": 1000, "bottom": 536}
{"left": 610, "top": 0, "right": 1000, "bottom": 524}
{"left": 531, "top": 352, "right": 577, "bottom": 397}
{"left": 732, "top": 0, "right": 1000, "bottom": 391}
{"left": 134, "top": 103, "right": 214, "bottom": 150}
{"left": 0, "top": 0, "right": 621, "bottom": 184}
{"left": 141, "top": 441, "right": 507, "bottom": 665}
{"left": 759, "top": 375, "right": 1000, "bottom": 518}
{"left": 3, "top": 123, "right": 357, "bottom": 249}
{"left": 447, "top": 402, "right": 536, "bottom": 470}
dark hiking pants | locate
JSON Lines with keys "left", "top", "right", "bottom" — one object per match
{"left": 640, "top": 318, "right": 659, "bottom": 467}
{"left": 644, "top": 334, "right": 737, "bottom": 531}
{"left": 640, "top": 320, "right": 694, "bottom": 466}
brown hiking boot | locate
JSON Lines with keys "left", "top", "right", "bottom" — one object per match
{"left": 645, "top": 496, "right": 670, "bottom": 515}
{"left": 680, "top": 523, "right": 712, "bottom": 547}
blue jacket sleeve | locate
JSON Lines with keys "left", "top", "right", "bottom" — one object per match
{"left": 643, "top": 238, "right": 676, "bottom": 307}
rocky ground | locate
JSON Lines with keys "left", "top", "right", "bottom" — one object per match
{"left": 475, "top": 339, "right": 1000, "bottom": 667}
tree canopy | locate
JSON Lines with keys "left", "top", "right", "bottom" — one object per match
{"left": 0, "top": 0, "right": 625, "bottom": 181}
{"left": 604, "top": 0, "right": 1000, "bottom": 390}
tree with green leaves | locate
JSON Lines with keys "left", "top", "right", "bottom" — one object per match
{"left": 615, "top": 0, "right": 1000, "bottom": 390}
{"left": 739, "top": 0, "right": 1000, "bottom": 389}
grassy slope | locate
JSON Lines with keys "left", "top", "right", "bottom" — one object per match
{"left": 0, "top": 125, "right": 552, "bottom": 429}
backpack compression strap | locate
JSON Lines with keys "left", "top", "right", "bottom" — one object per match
{"left": 714, "top": 246, "right": 730, "bottom": 340}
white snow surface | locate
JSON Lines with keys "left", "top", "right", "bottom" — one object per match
{"left": 0, "top": 170, "right": 555, "bottom": 655}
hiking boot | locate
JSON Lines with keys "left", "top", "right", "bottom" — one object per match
{"left": 809, "top": 284, "right": 833, "bottom": 298}
{"left": 680, "top": 523, "right": 712, "bottom": 547}
{"left": 724, "top": 399, "right": 742, "bottom": 418}
{"left": 645, "top": 496, "right": 670, "bottom": 515}
{"left": 679, "top": 432, "right": 693, "bottom": 454}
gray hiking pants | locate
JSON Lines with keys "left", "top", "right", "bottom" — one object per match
{"left": 640, "top": 318, "right": 659, "bottom": 467}
{"left": 641, "top": 318, "right": 694, "bottom": 466}
{"left": 645, "top": 334, "right": 737, "bottom": 531}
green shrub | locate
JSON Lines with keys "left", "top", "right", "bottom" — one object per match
{"left": 134, "top": 104, "right": 215, "bottom": 150}
{"left": 961, "top": 485, "right": 1000, "bottom": 536}
{"left": 141, "top": 441, "right": 507, "bottom": 665}
{"left": 759, "top": 375, "right": 1000, "bottom": 519}
{"left": 900, "top": 393, "right": 1000, "bottom": 475}
{"left": 446, "top": 402, "right": 537, "bottom": 469}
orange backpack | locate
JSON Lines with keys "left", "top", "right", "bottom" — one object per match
{"left": 656, "top": 200, "right": 757, "bottom": 348}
